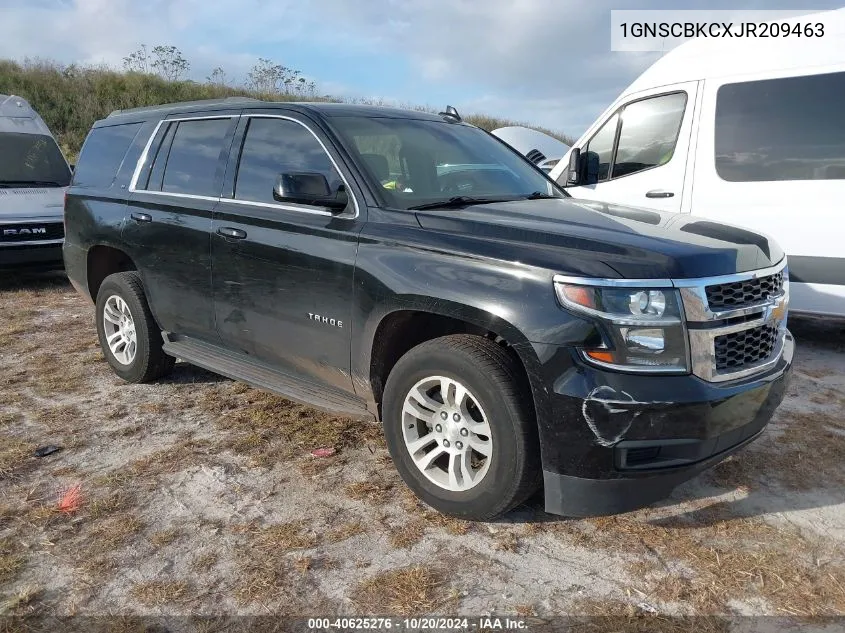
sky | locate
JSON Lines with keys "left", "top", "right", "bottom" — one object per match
{"left": 0, "top": 0, "right": 842, "bottom": 138}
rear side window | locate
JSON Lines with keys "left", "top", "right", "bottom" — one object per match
{"left": 234, "top": 117, "right": 342, "bottom": 205}
{"left": 73, "top": 124, "right": 142, "bottom": 188}
{"left": 160, "top": 118, "right": 231, "bottom": 196}
{"left": 715, "top": 71, "right": 845, "bottom": 182}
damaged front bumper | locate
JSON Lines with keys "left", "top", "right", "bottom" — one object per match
{"left": 537, "top": 331, "right": 794, "bottom": 517}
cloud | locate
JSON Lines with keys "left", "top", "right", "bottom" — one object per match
{"left": 0, "top": 0, "right": 841, "bottom": 136}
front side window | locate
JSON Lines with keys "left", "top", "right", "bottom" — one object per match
{"left": 331, "top": 116, "right": 562, "bottom": 210}
{"left": 715, "top": 71, "right": 845, "bottom": 182}
{"left": 234, "top": 117, "right": 342, "bottom": 204}
{"left": 159, "top": 118, "right": 230, "bottom": 196}
{"left": 0, "top": 133, "right": 71, "bottom": 187}
{"left": 612, "top": 92, "right": 686, "bottom": 178}
{"left": 583, "top": 113, "right": 619, "bottom": 183}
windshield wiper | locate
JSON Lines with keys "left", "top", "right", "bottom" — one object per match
{"left": 524, "top": 191, "right": 558, "bottom": 200}
{"left": 408, "top": 196, "right": 515, "bottom": 211}
{"left": 0, "top": 180, "right": 66, "bottom": 188}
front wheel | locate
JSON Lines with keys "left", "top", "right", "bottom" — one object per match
{"left": 382, "top": 335, "right": 541, "bottom": 520}
{"left": 95, "top": 271, "right": 175, "bottom": 383}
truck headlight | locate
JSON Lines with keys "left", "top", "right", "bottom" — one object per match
{"left": 554, "top": 281, "right": 689, "bottom": 373}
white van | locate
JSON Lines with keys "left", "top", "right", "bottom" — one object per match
{"left": 0, "top": 94, "right": 72, "bottom": 271}
{"left": 549, "top": 9, "right": 845, "bottom": 317}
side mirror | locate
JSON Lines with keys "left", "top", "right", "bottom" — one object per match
{"left": 584, "top": 152, "right": 600, "bottom": 186}
{"left": 565, "top": 148, "right": 580, "bottom": 186}
{"left": 273, "top": 172, "right": 349, "bottom": 211}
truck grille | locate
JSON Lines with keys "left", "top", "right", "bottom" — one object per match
{"left": 0, "top": 222, "right": 64, "bottom": 243}
{"left": 714, "top": 324, "right": 780, "bottom": 372}
{"left": 705, "top": 271, "right": 784, "bottom": 309}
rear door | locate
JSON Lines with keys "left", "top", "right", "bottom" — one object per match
{"left": 563, "top": 82, "right": 699, "bottom": 213}
{"left": 211, "top": 110, "right": 366, "bottom": 392}
{"left": 123, "top": 113, "right": 239, "bottom": 341}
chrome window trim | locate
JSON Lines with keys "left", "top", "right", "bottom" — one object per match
{"left": 218, "top": 197, "right": 333, "bottom": 218}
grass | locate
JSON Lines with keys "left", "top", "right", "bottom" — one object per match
{"left": 0, "top": 438, "right": 34, "bottom": 476}
{"left": 345, "top": 481, "right": 395, "bottom": 504}
{"left": 246, "top": 521, "right": 319, "bottom": 551}
{"left": 0, "top": 537, "right": 25, "bottom": 585}
{"left": 148, "top": 528, "right": 182, "bottom": 547}
{"left": 131, "top": 580, "right": 190, "bottom": 606}
{"left": 89, "top": 516, "right": 145, "bottom": 551}
{"left": 352, "top": 566, "right": 443, "bottom": 615}
{"left": 389, "top": 520, "right": 426, "bottom": 549}
{"left": 325, "top": 520, "right": 367, "bottom": 543}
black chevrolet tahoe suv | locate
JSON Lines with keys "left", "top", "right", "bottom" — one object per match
{"left": 64, "top": 98, "right": 793, "bottom": 520}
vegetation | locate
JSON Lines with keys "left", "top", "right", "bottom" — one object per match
{"left": 0, "top": 51, "right": 572, "bottom": 162}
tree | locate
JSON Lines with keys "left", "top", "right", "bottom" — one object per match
{"left": 206, "top": 66, "right": 227, "bottom": 86}
{"left": 151, "top": 45, "right": 190, "bottom": 81}
{"left": 123, "top": 45, "right": 150, "bottom": 73}
{"left": 247, "top": 58, "right": 285, "bottom": 94}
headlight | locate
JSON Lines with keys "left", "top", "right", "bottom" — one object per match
{"left": 554, "top": 281, "right": 689, "bottom": 373}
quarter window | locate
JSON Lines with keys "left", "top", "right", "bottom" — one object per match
{"left": 73, "top": 123, "right": 141, "bottom": 189}
{"left": 159, "top": 118, "right": 230, "bottom": 196}
{"left": 235, "top": 117, "right": 342, "bottom": 205}
{"left": 715, "top": 71, "right": 845, "bottom": 182}
{"left": 583, "top": 113, "right": 618, "bottom": 183}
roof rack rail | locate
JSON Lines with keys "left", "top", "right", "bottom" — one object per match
{"left": 108, "top": 96, "right": 261, "bottom": 118}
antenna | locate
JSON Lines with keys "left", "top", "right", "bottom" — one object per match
{"left": 438, "top": 105, "right": 462, "bottom": 122}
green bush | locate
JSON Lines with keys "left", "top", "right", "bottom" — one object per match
{"left": 0, "top": 59, "right": 572, "bottom": 162}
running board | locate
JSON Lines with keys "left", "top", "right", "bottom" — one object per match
{"left": 162, "top": 334, "right": 373, "bottom": 419}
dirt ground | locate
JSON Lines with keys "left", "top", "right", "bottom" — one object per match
{"left": 1, "top": 272, "right": 844, "bottom": 629}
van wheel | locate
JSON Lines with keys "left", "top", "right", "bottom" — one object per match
{"left": 95, "top": 271, "right": 174, "bottom": 383}
{"left": 382, "top": 334, "right": 541, "bottom": 520}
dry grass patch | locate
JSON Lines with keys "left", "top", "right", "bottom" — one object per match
{"left": 345, "top": 480, "right": 395, "bottom": 504}
{"left": 389, "top": 520, "right": 426, "bottom": 549}
{"left": 710, "top": 409, "right": 845, "bottom": 491}
{"left": 400, "top": 490, "right": 473, "bottom": 535}
{"left": 325, "top": 520, "right": 366, "bottom": 543}
{"left": 0, "top": 437, "right": 34, "bottom": 476}
{"left": 148, "top": 528, "right": 181, "bottom": 547}
{"left": 131, "top": 580, "right": 190, "bottom": 606}
{"left": 0, "top": 537, "right": 25, "bottom": 585}
{"left": 568, "top": 598, "right": 730, "bottom": 633}
{"left": 88, "top": 490, "right": 134, "bottom": 519}
{"left": 352, "top": 566, "right": 443, "bottom": 615}
{"left": 129, "top": 437, "right": 214, "bottom": 478}
{"left": 545, "top": 503, "right": 845, "bottom": 616}
{"left": 0, "top": 585, "right": 41, "bottom": 617}
{"left": 492, "top": 531, "right": 520, "bottom": 553}
{"left": 88, "top": 516, "right": 144, "bottom": 551}
{"left": 191, "top": 552, "right": 218, "bottom": 572}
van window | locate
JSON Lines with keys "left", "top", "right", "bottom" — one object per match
{"left": 584, "top": 113, "right": 618, "bottom": 182}
{"left": 234, "top": 117, "right": 342, "bottom": 205}
{"left": 612, "top": 93, "right": 686, "bottom": 178}
{"left": 0, "top": 133, "right": 71, "bottom": 187}
{"left": 161, "top": 118, "right": 230, "bottom": 196}
{"left": 715, "top": 71, "right": 845, "bottom": 182}
{"left": 73, "top": 123, "right": 142, "bottom": 189}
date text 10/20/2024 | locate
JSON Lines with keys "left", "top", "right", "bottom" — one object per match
{"left": 307, "top": 617, "right": 529, "bottom": 630}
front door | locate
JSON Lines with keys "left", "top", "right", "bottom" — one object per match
{"left": 565, "top": 81, "right": 699, "bottom": 213}
{"left": 211, "top": 111, "right": 366, "bottom": 392}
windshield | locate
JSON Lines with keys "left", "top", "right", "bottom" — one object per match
{"left": 331, "top": 116, "right": 565, "bottom": 210}
{"left": 0, "top": 133, "right": 71, "bottom": 186}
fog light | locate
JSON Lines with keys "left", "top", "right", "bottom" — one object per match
{"left": 622, "top": 327, "right": 665, "bottom": 352}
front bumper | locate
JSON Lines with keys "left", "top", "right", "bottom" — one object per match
{"left": 0, "top": 242, "right": 65, "bottom": 270}
{"left": 538, "top": 331, "right": 794, "bottom": 517}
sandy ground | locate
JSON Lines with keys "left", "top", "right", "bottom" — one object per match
{"left": 1, "top": 272, "right": 844, "bottom": 629}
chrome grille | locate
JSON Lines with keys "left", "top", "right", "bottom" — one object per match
{"left": 714, "top": 324, "right": 779, "bottom": 372}
{"left": 705, "top": 271, "right": 784, "bottom": 309}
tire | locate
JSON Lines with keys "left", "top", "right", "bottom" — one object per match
{"left": 95, "top": 271, "right": 175, "bottom": 383}
{"left": 382, "top": 334, "right": 541, "bottom": 520}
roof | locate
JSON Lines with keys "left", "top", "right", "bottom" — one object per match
{"left": 0, "top": 94, "right": 52, "bottom": 135}
{"left": 101, "top": 99, "right": 448, "bottom": 126}
{"left": 626, "top": 8, "right": 845, "bottom": 94}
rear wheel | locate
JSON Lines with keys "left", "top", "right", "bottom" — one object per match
{"left": 95, "top": 271, "right": 174, "bottom": 383}
{"left": 382, "top": 335, "right": 541, "bottom": 520}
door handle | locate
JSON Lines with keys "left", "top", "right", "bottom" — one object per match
{"left": 645, "top": 190, "right": 675, "bottom": 199}
{"left": 130, "top": 212, "right": 152, "bottom": 223}
{"left": 217, "top": 227, "right": 247, "bottom": 240}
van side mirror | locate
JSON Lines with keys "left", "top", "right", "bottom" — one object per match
{"left": 584, "top": 152, "right": 600, "bottom": 186}
{"left": 566, "top": 148, "right": 580, "bottom": 185}
{"left": 273, "top": 172, "right": 349, "bottom": 211}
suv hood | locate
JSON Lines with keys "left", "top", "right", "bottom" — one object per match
{"left": 0, "top": 187, "right": 66, "bottom": 223}
{"left": 415, "top": 198, "right": 784, "bottom": 280}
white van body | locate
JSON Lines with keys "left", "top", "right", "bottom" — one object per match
{"left": 549, "top": 9, "right": 845, "bottom": 317}
{"left": 0, "top": 94, "right": 71, "bottom": 270}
